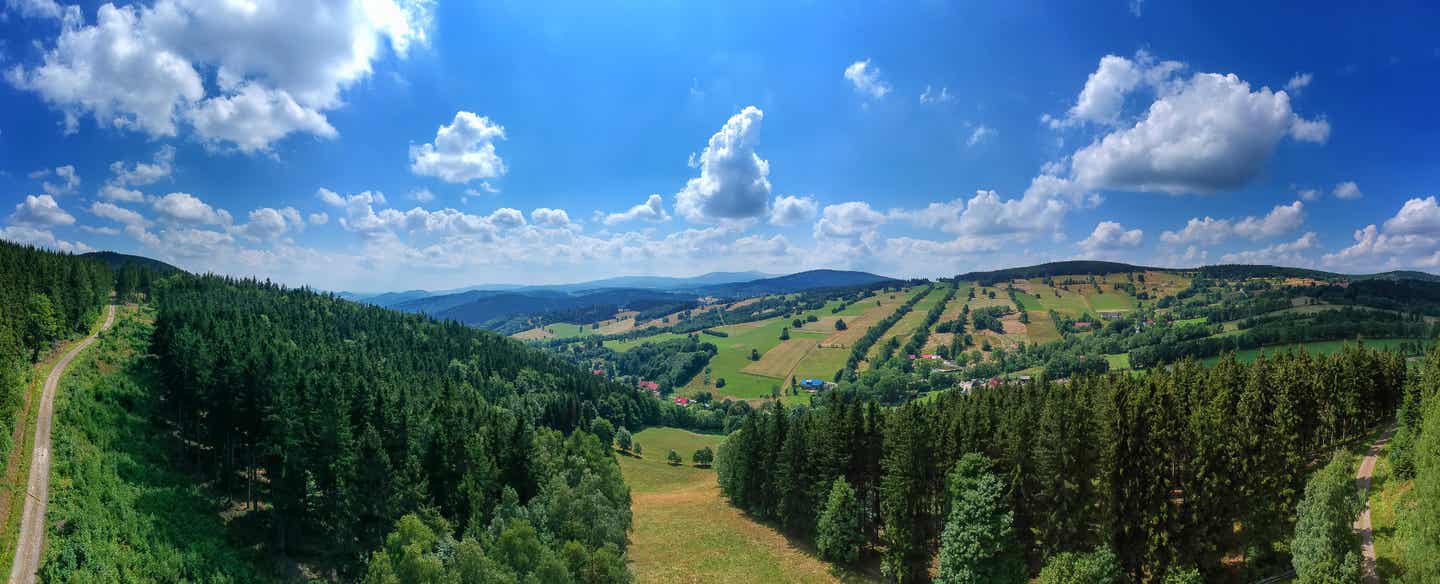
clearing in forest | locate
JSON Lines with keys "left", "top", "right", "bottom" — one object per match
{"left": 620, "top": 428, "right": 860, "bottom": 584}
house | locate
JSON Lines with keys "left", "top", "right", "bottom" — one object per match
{"left": 920, "top": 354, "right": 941, "bottom": 360}
{"left": 592, "top": 368, "right": 605, "bottom": 376}
{"left": 800, "top": 379, "right": 826, "bottom": 391}
{"left": 1074, "top": 321, "right": 1092, "bottom": 329}
{"left": 673, "top": 396, "right": 691, "bottom": 406}
{"left": 1099, "top": 311, "right": 1125, "bottom": 320}
{"left": 638, "top": 380, "right": 660, "bottom": 393}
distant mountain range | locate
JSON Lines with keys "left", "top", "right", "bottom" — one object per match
{"left": 960, "top": 260, "right": 1440, "bottom": 285}
{"left": 338, "top": 271, "right": 775, "bottom": 305}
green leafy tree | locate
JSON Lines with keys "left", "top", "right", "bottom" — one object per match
{"left": 615, "top": 426, "right": 632, "bottom": 452}
{"left": 633, "top": 442, "right": 642, "bottom": 456}
{"left": 666, "top": 449, "right": 682, "bottom": 466}
{"left": 590, "top": 418, "right": 616, "bottom": 450}
{"left": 779, "top": 327, "right": 790, "bottom": 341}
{"left": 935, "top": 453, "right": 1025, "bottom": 584}
{"left": 692, "top": 447, "right": 714, "bottom": 467}
{"left": 1291, "top": 452, "right": 1361, "bottom": 583}
{"left": 835, "top": 319, "right": 847, "bottom": 331}
{"left": 815, "top": 477, "right": 863, "bottom": 564}
{"left": 1036, "top": 547, "right": 1123, "bottom": 584}
{"left": 24, "top": 293, "right": 60, "bottom": 361}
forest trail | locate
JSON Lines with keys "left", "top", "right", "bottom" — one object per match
{"left": 8, "top": 305, "right": 115, "bottom": 584}
{"left": 1354, "top": 424, "right": 1394, "bottom": 584}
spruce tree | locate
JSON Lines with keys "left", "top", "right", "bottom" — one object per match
{"left": 935, "top": 453, "right": 1025, "bottom": 584}
{"left": 816, "top": 477, "right": 863, "bottom": 564}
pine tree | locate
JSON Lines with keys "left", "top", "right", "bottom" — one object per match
{"left": 816, "top": 477, "right": 863, "bottom": 564}
{"left": 935, "top": 453, "right": 1025, "bottom": 584}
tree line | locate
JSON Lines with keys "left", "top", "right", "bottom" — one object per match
{"left": 718, "top": 345, "right": 1404, "bottom": 582}
{"left": 150, "top": 274, "right": 673, "bottom": 580}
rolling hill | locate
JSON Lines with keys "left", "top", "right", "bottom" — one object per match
{"left": 79, "top": 251, "right": 183, "bottom": 274}
{"left": 697, "top": 269, "right": 897, "bottom": 298}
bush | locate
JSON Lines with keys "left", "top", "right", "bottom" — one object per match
{"left": 1037, "top": 547, "right": 1123, "bottom": 584}
{"left": 692, "top": 447, "right": 714, "bottom": 467}
{"left": 1291, "top": 452, "right": 1361, "bottom": 583}
{"left": 666, "top": 450, "right": 682, "bottom": 466}
{"left": 835, "top": 319, "right": 847, "bottom": 331}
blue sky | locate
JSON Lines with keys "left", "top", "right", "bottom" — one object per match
{"left": 2, "top": 0, "right": 1438, "bottom": 291}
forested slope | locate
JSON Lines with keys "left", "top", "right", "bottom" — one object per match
{"left": 149, "top": 275, "right": 681, "bottom": 579}
{"left": 0, "top": 241, "right": 111, "bottom": 457}
{"left": 719, "top": 346, "right": 1405, "bottom": 582}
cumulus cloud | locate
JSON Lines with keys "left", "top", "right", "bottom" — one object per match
{"left": 531, "top": 208, "right": 572, "bottom": 228}
{"left": 1381, "top": 196, "right": 1440, "bottom": 235}
{"left": 89, "top": 201, "right": 148, "bottom": 227}
{"left": 674, "top": 106, "right": 771, "bottom": 223}
{"left": 844, "top": 59, "right": 891, "bottom": 99}
{"left": 0, "top": 225, "right": 91, "bottom": 253}
{"left": 109, "top": 145, "right": 175, "bottom": 186}
{"left": 1332, "top": 181, "right": 1363, "bottom": 200}
{"left": 410, "top": 188, "right": 436, "bottom": 203}
{"left": 1323, "top": 198, "right": 1440, "bottom": 270}
{"left": 186, "top": 83, "right": 337, "bottom": 152}
{"left": 100, "top": 185, "right": 146, "bottom": 202}
{"left": 10, "top": 194, "right": 76, "bottom": 226}
{"left": 1054, "top": 52, "right": 1330, "bottom": 195}
{"left": 238, "top": 206, "right": 305, "bottom": 241}
{"left": 153, "top": 192, "right": 231, "bottom": 225}
{"left": 1161, "top": 201, "right": 1306, "bottom": 246}
{"left": 308, "top": 212, "right": 330, "bottom": 225}
{"left": 5, "top": 0, "right": 76, "bottom": 21}
{"left": 1221, "top": 232, "right": 1319, "bottom": 265}
{"left": 1078, "top": 221, "right": 1143, "bottom": 252}
{"left": 603, "top": 194, "right": 670, "bottom": 225}
{"left": 36, "top": 164, "right": 80, "bottom": 196}
{"left": 768, "top": 195, "right": 818, "bottom": 226}
{"left": 1297, "top": 188, "right": 1320, "bottom": 202}
{"left": 409, "top": 111, "right": 507, "bottom": 184}
{"left": 6, "top": 0, "right": 432, "bottom": 149}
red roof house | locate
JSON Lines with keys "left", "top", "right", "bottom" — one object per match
{"left": 639, "top": 380, "right": 660, "bottom": 393}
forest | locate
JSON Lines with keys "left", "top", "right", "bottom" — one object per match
{"left": 719, "top": 345, "right": 1405, "bottom": 582}
{"left": 0, "top": 241, "right": 111, "bottom": 458}
{"left": 147, "top": 274, "right": 696, "bottom": 580}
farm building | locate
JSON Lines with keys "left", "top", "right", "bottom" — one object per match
{"left": 1099, "top": 311, "right": 1125, "bottom": 320}
{"left": 800, "top": 379, "right": 826, "bottom": 391}
{"left": 638, "top": 380, "right": 660, "bottom": 393}
{"left": 673, "top": 396, "right": 691, "bottom": 406}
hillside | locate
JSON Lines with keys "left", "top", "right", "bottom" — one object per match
{"left": 698, "top": 269, "right": 897, "bottom": 298}
{"left": 78, "top": 251, "right": 182, "bottom": 274}
{"left": 960, "top": 260, "right": 1166, "bottom": 285}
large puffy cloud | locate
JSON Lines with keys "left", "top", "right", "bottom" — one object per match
{"left": 409, "top": 111, "right": 508, "bottom": 184}
{"left": 843, "top": 59, "right": 891, "bottom": 99}
{"left": 768, "top": 195, "right": 818, "bottom": 226}
{"left": 1323, "top": 197, "right": 1440, "bottom": 270}
{"left": 186, "top": 83, "right": 337, "bottom": 152}
{"left": 675, "top": 106, "right": 772, "bottom": 223}
{"left": 531, "top": 208, "right": 573, "bottom": 228}
{"left": 1160, "top": 201, "right": 1306, "bottom": 246}
{"left": 238, "top": 207, "right": 305, "bottom": 241}
{"left": 814, "top": 201, "right": 886, "bottom": 240}
{"left": 1062, "top": 54, "right": 1329, "bottom": 195}
{"left": 10, "top": 194, "right": 76, "bottom": 226}
{"left": 1078, "top": 221, "right": 1143, "bottom": 253}
{"left": 603, "top": 194, "right": 670, "bottom": 225}
{"left": 7, "top": 0, "right": 431, "bottom": 149}
{"left": 152, "top": 192, "right": 230, "bottom": 225}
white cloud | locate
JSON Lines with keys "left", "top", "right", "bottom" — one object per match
{"left": 887, "top": 199, "right": 966, "bottom": 234}
{"left": 89, "top": 201, "right": 148, "bottom": 227}
{"left": 1285, "top": 72, "right": 1313, "bottom": 93}
{"left": 238, "top": 206, "right": 304, "bottom": 241}
{"left": 1078, "top": 221, "right": 1143, "bottom": 252}
{"left": 674, "top": 106, "right": 772, "bottom": 223}
{"left": 1129, "top": 0, "right": 1144, "bottom": 17}
{"left": 186, "top": 82, "right": 336, "bottom": 152}
{"left": 7, "top": 0, "right": 431, "bottom": 150}
{"left": 814, "top": 201, "right": 885, "bottom": 241}
{"left": 1333, "top": 181, "right": 1363, "bottom": 200}
{"left": 409, "top": 111, "right": 507, "bottom": 184}
{"left": 10, "top": 194, "right": 76, "bottom": 226}
{"left": 39, "top": 164, "right": 80, "bottom": 196}
{"left": 99, "top": 184, "right": 146, "bottom": 202}
{"left": 531, "top": 208, "right": 572, "bottom": 228}
{"left": 967, "top": 125, "right": 996, "bottom": 146}
{"left": 919, "top": 85, "right": 953, "bottom": 104}
{"left": 5, "top": 0, "right": 73, "bottom": 21}
{"left": 1297, "top": 188, "right": 1320, "bottom": 202}
{"left": 603, "top": 194, "right": 670, "bottom": 225}
{"left": 410, "top": 188, "right": 436, "bottom": 203}
{"left": 843, "top": 59, "right": 891, "bottom": 99}
{"left": 1068, "top": 68, "right": 1329, "bottom": 194}
{"left": 308, "top": 212, "right": 330, "bottom": 225}
{"left": 1221, "top": 232, "right": 1319, "bottom": 265}
{"left": 109, "top": 145, "right": 175, "bottom": 186}
{"left": 1382, "top": 196, "right": 1440, "bottom": 235}
{"left": 153, "top": 192, "right": 230, "bottom": 225}
{"left": 0, "top": 225, "right": 91, "bottom": 252}
{"left": 1161, "top": 201, "right": 1306, "bottom": 246}
{"left": 769, "top": 195, "right": 819, "bottom": 226}
{"left": 316, "top": 187, "right": 348, "bottom": 207}
{"left": 1065, "top": 54, "right": 1143, "bottom": 125}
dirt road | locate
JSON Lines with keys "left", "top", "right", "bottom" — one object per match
{"left": 8, "top": 305, "right": 114, "bottom": 584}
{"left": 1354, "top": 425, "right": 1394, "bottom": 584}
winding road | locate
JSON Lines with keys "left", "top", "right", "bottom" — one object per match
{"left": 8, "top": 304, "right": 114, "bottom": 584}
{"left": 1354, "top": 424, "right": 1394, "bottom": 584}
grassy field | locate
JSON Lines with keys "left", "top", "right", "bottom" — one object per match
{"left": 620, "top": 427, "right": 862, "bottom": 584}
{"left": 1369, "top": 441, "right": 1411, "bottom": 581}
{"left": 1198, "top": 338, "right": 1414, "bottom": 365}
{"left": 1024, "top": 312, "right": 1061, "bottom": 344}
{"left": 742, "top": 336, "right": 818, "bottom": 379}
{"left": 867, "top": 286, "right": 946, "bottom": 361}
{"left": 603, "top": 332, "right": 688, "bottom": 352}
{"left": 1086, "top": 289, "right": 1137, "bottom": 312}
{"left": 1105, "top": 353, "right": 1131, "bottom": 370}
